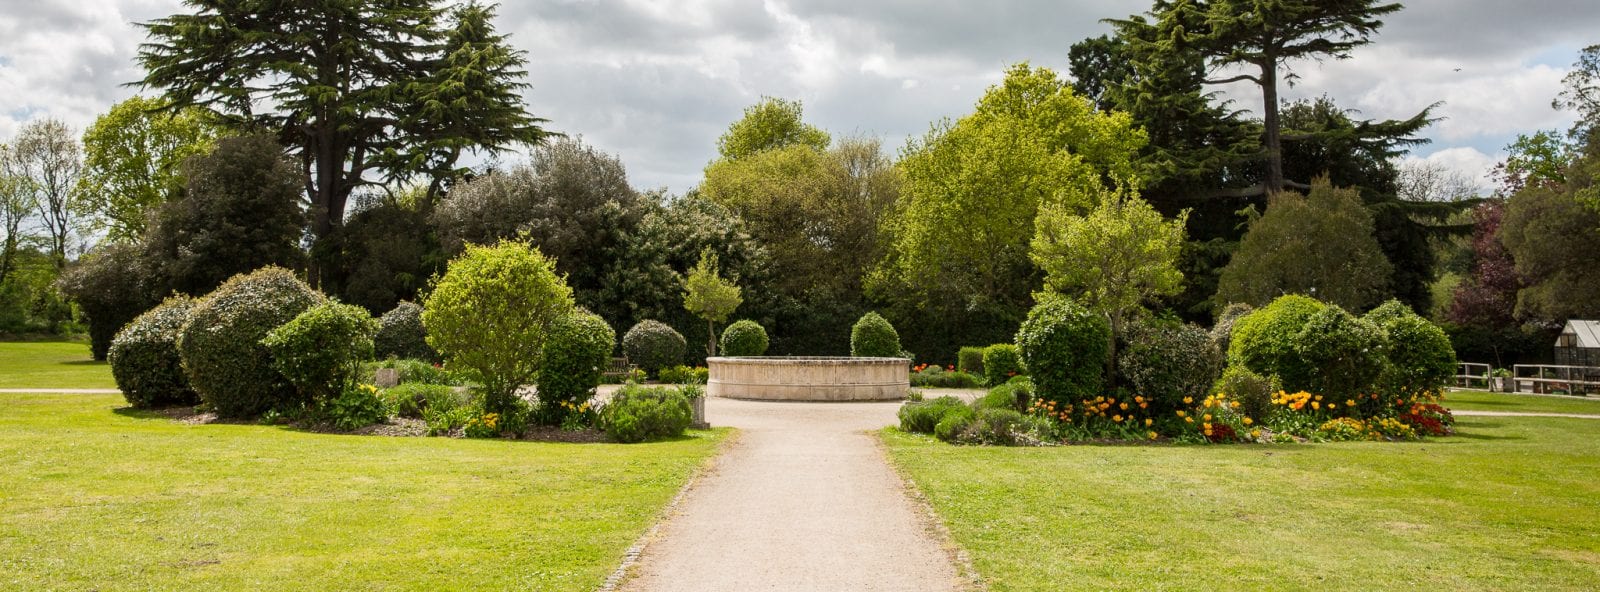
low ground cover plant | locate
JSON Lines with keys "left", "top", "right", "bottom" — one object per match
{"left": 658, "top": 365, "right": 709, "bottom": 385}
{"left": 909, "top": 363, "right": 983, "bottom": 388}
{"left": 600, "top": 383, "right": 694, "bottom": 443}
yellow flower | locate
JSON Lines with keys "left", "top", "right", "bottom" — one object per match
{"left": 1119, "top": 402, "right": 1129, "bottom": 411}
{"left": 1138, "top": 402, "right": 1148, "bottom": 409}
{"left": 1202, "top": 414, "right": 1213, "bottom": 422}
{"left": 1144, "top": 418, "right": 1153, "bottom": 426}
{"left": 1184, "top": 417, "right": 1194, "bottom": 424}
{"left": 1230, "top": 401, "right": 1240, "bottom": 409}
{"left": 1176, "top": 410, "right": 1187, "bottom": 417}
{"left": 1329, "top": 403, "right": 1338, "bottom": 409}
{"left": 1242, "top": 417, "right": 1254, "bottom": 426}
{"left": 1135, "top": 396, "right": 1145, "bottom": 403}
{"left": 1183, "top": 396, "right": 1193, "bottom": 405}
{"left": 1311, "top": 402, "right": 1321, "bottom": 410}
{"left": 1346, "top": 399, "right": 1356, "bottom": 406}
{"left": 1251, "top": 429, "right": 1261, "bottom": 439}
{"left": 1113, "top": 415, "right": 1124, "bottom": 423}
{"left": 1148, "top": 431, "right": 1158, "bottom": 440}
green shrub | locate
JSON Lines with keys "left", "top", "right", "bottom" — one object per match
{"left": 1295, "top": 306, "right": 1387, "bottom": 402}
{"left": 933, "top": 405, "right": 977, "bottom": 442}
{"left": 976, "top": 379, "right": 1032, "bottom": 412}
{"left": 537, "top": 309, "right": 615, "bottom": 425}
{"left": 374, "top": 301, "right": 437, "bottom": 362}
{"left": 719, "top": 319, "right": 769, "bottom": 356}
{"left": 909, "top": 366, "right": 983, "bottom": 389}
{"left": 177, "top": 266, "right": 322, "bottom": 418}
{"left": 954, "top": 408, "right": 1050, "bottom": 446}
{"left": 382, "top": 383, "right": 459, "bottom": 419}
{"left": 55, "top": 242, "right": 151, "bottom": 361}
{"left": 423, "top": 239, "right": 575, "bottom": 417}
{"left": 1364, "top": 300, "right": 1456, "bottom": 396}
{"left": 1211, "top": 365, "right": 1280, "bottom": 424}
{"left": 261, "top": 301, "right": 379, "bottom": 402}
{"left": 658, "top": 365, "right": 709, "bottom": 385}
{"left": 323, "top": 383, "right": 389, "bottom": 430}
{"left": 1209, "top": 302, "right": 1254, "bottom": 352}
{"left": 850, "top": 311, "right": 901, "bottom": 357}
{"left": 623, "top": 320, "right": 686, "bottom": 376}
{"left": 957, "top": 347, "right": 985, "bottom": 377}
{"left": 897, "top": 396, "right": 967, "bottom": 433}
{"left": 1016, "top": 297, "right": 1110, "bottom": 406}
{"left": 1228, "top": 294, "right": 1325, "bottom": 392}
{"left": 108, "top": 296, "right": 199, "bottom": 408}
{"left": 982, "top": 343, "right": 1025, "bottom": 386}
{"left": 600, "top": 384, "right": 693, "bottom": 443}
{"left": 1118, "top": 321, "right": 1223, "bottom": 415}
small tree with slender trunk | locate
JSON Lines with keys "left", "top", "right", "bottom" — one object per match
{"left": 682, "top": 249, "right": 742, "bottom": 357}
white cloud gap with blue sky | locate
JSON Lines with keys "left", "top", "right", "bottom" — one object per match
{"left": 0, "top": 0, "right": 1593, "bottom": 195}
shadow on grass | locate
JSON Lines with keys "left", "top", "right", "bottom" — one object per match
{"left": 60, "top": 360, "right": 107, "bottom": 367}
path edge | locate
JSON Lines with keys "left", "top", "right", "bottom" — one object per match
{"left": 597, "top": 428, "right": 743, "bottom": 592}
{"left": 873, "top": 428, "right": 986, "bottom": 592}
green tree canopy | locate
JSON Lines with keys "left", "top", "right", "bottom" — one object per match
{"left": 682, "top": 249, "right": 743, "bottom": 356}
{"left": 714, "top": 97, "right": 830, "bottom": 161}
{"left": 1216, "top": 180, "right": 1392, "bottom": 311}
{"left": 76, "top": 96, "right": 217, "bottom": 241}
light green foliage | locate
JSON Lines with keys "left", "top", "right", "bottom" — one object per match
{"left": 623, "top": 320, "right": 687, "bottom": 376}
{"left": 422, "top": 239, "right": 574, "bottom": 415}
{"left": 897, "top": 396, "right": 969, "bottom": 434}
{"left": 600, "top": 384, "right": 693, "bottom": 443}
{"left": 1015, "top": 297, "right": 1111, "bottom": 405}
{"left": 1032, "top": 192, "right": 1186, "bottom": 372}
{"left": 0, "top": 143, "right": 39, "bottom": 287}
{"left": 108, "top": 296, "right": 199, "bottom": 408}
{"left": 982, "top": 344, "right": 1025, "bottom": 385}
{"left": 1497, "top": 131, "right": 1572, "bottom": 192}
{"left": 719, "top": 319, "right": 769, "bottom": 356}
{"left": 1217, "top": 181, "right": 1393, "bottom": 311}
{"left": 874, "top": 63, "right": 1146, "bottom": 317}
{"left": 177, "top": 267, "right": 322, "bottom": 418}
{"left": 681, "top": 249, "right": 742, "bottom": 356}
{"left": 382, "top": 382, "right": 460, "bottom": 419}
{"left": 0, "top": 392, "right": 724, "bottom": 590}
{"left": 1500, "top": 181, "right": 1600, "bottom": 320}
{"left": 261, "top": 301, "right": 380, "bottom": 403}
{"left": 1294, "top": 306, "right": 1387, "bottom": 401}
{"left": 1227, "top": 294, "right": 1326, "bottom": 393}
{"left": 714, "top": 97, "right": 830, "bottom": 161}
{"left": 537, "top": 309, "right": 615, "bottom": 424}
{"left": 322, "top": 383, "right": 390, "bottom": 431}
{"left": 850, "top": 311, "right": 901, "bottom": 357}
{"left": 76, "top": 96, "right": 217, "bottom": 241}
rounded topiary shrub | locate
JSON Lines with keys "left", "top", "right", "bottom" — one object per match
{"left": 261, "top": 301, "right": 379, "bottom": 402}
{"left": 1015, "top": 297, "right": 1110, "bottom": 405}
{"left": 982, "top": 343, "right": 1025, "bottom": 386}
{"left": 720, "top": 319, "right": 769, "bottom": 357}
{"left": 374, "top": 301, "right": 437, "bottom": 362}
{"left": 1364, "top": 300, "right": 1457, "bottom": 397}
{"left": 850, "top": 311, "right": 901, "bottom": 357}
{"left": 1228, "top": 294, "right": 1325, "bottom": 391}
{"left": 600, "top": 384, "right": 693, "bottom": 443}
{"left": 1294, "top": 306, "right": 1387, "bottom": 403}
{"left": 177, "top": 267, "right": 322, "bottom": 418}
{"left": 1118, "top": 321, "right": 1224, "bottom": 415}
{"left": 538, "top": 309, "right": 615, "bottom": 423}
{"left": 108, "top": 296, "right": 199, "bottom": 408}
{"left": 623, "top": 320, "right": 686, "bottom": 376}
{"left": 957, "top": 347, "right": 985, "bottom": 377}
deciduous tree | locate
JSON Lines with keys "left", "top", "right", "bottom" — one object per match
{"left": 681, "top": 249, "right": 743, "bottom": 357}
{"left": 77, "top": 96, "right": 217, "bottom": 241}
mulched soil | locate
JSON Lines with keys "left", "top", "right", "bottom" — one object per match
{"left": 140, "top": 405, "right": 610, "bottom": 442}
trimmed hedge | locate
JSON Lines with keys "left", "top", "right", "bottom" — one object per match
{"left": 1015, "top": 297, "right": 1110, "bottom": 406}
{"left": 623, "top": 320, "right": 686, "bottom": 376}
{"left": 1365, "top": 300, "right": 1457, "bottom": 396}
{"left": 719, "top": 319, "right": 769, "bottom": 356}
{"left": 261, "top": 300, "right": 379, "bottom": 402}
{"left": 537, "top": 309, "right": 615, "bottom": 423}
{"left": 177, "top": 267, "right": 321, "bottom": 418}
{"left": 1227, "top": 294, "right": 1325, "bottom": 392}
{"left": 108, "top": 296, "right": 199, "bottom": 408}
{"left": 957, "top": 346, "right": 985, "bottom": 377}
{"left": 982, "top": 343, "right": 1025, "bottom": 386}
{"left": 374, "top": 301, "right": 437, "bottom": 362}
{"left": 850, "top": 311, "right": 901, "bottom": 357}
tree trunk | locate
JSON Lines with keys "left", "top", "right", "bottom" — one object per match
{"left": 1259, "top": 53, "right": 1284, "bottom": 195}
{"left": 707, "top": 319, "right": 718, "bottom": 358}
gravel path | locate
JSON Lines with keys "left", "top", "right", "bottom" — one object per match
{"left": 615, "top": 396, "right": 963, "bottom": 592}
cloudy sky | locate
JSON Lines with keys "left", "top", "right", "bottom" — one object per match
{"left": 1, "top": 0, "right": 1595, "bottom": 194}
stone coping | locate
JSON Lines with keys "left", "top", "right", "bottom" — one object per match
{"left": 706, "top": 356, "right": 911, "bottom": 365}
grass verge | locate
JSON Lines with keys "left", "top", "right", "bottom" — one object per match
{"left": 0, "top": 341, "right": 113, "bottom": 389}
{"left": 1445, "top": 389, "right": 1600, "bottom": 415}
{"left": 0, "top": 393, "right": 727, "bottom": 591}
{"left": 883, "top": 415, "right": 1600, "bottom": 591}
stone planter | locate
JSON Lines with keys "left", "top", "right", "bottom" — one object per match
{"left": 706, "top": 356, "right": 911, "bottom": 401}
{"left": 690, "top": 395, "right": 708, "bottom": 429}
{"left": 1494, "top": 377, "right": 1513, "bottom": 393}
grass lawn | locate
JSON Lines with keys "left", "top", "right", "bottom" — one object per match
{"left": 0, "top": 393, "right": 727, "bottom": 591}
{"left": 1445, "top": 389, "right": 1600, "bottom": 415}
{"left": 884, "top": 415, "right": 1600, "bottom": 591}
{"left": 0, "top": 341, "right": 114, "bottom": 389}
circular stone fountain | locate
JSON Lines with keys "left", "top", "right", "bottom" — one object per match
{"left": 705, "top": 356, "right": 911, "bottom": 401}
